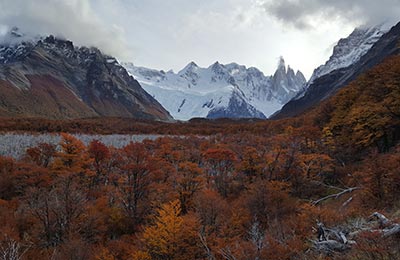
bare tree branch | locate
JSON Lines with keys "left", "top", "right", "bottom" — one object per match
{"left": 312, "top": 187, "right": 360, "bottom": 205}
{"left": 199, "top": 231, "right": 215, "bottom": 260}
{"left": 370, "top": 212, "right": 391, "bottom": 226}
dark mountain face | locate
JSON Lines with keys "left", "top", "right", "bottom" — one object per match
{"left": 0, "top": 34, "right": 172, "bottom": 121}
{"left": 274, "top": 22, "right": 400, "bottom": 119}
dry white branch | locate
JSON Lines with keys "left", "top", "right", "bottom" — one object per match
{"left": 0, "top": 237, "right": 29, "bottom": 260}
{"left": 370, "top": 212, "right": 391, "bottom": 226}
{"left": 199, "top": 231, "right": 215, "bottom": 260}
{"left": 219, "top": 248, "right": 237, "bottom": 260}
{"left": 312, "top": 187, "right": 360, "bottom": 205}
{"left": 382, "top": 224, "right": 400, "bottom": 237}
{"left": 341, "top": 197, "right": 353, "bottom": 208}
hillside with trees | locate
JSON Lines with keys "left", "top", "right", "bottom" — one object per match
{"left": 1, "top": 55, "right": 400, "bottom": 259}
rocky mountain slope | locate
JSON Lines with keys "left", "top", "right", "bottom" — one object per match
{"left": 275, "top": 23, "right": 398, "bottom": 119}
{"left": 123, "top": 58, "right": 306, "bottom": 120}
{"left": 309, "top": 26, "right": 387, "bottom": 84}
{"left": 0, "top": 28, "right": 172, "bottom": 121}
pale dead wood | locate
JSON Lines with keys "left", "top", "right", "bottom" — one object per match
{"left": 312, "top": 212, "right": 400, "bottom": 254}
{"left": 312, "top": 187, "right": 360, "bottom": 205}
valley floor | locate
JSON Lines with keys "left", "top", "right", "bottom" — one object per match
{"left": 0, "top": 110, "right": 399, "bottom": 259}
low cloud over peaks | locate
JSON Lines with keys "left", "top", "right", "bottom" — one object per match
{"left": 261, "top": 0, "right": 400, "bottom": 29}
{"left": 0, "top": 0, "right": 131, "bottom": 59}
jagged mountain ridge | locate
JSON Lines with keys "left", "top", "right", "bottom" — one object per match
{"left": 309, "top": 26, "right": 387, "bottom": 84}
{"left": 0, "top": 28, "right": 172, "bottom": 121}
{"left": 275, "top": 22, "right": 400, "bottom": 119}
{"left": 123, "top": 58, "right": 306, "bottom": 120}
{"left": 292, "top": 25, "right": 387, "bottom": 102}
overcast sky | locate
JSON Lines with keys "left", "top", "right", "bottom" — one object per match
{"left": 0, "top": 0, "right": 399, "bottom": 78}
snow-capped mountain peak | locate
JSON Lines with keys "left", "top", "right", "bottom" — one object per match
{"left": 277, "top": 56, "right": 286, "bottom": 71}
{"left": 178, "top": 61, "right": 199, "bottom": 74}
{"left": 290, "top": 24, "right": 389, "bottom": 101}
{"left": 270, "top": 57, "right": 306, "bottom": 102}
{"left": 309, "top": 25, "right": 388, "bottom": 83}
{"left": 296, "top": 71, "right": 306, "bottom": 81}
{"left": 275, "top": 22, "right": 399, "bottom": 119}
{"left": 123, "top": 59, "right": 306, "bottom": 120}
{"left": 0, "top": 29, "right": 172, "bottom": 121}
{"left": 210, "top": 61, "right": 223, "bottom": 70}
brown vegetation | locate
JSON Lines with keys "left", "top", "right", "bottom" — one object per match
{"left": 1, "top": 55, "right": 400, "bottom": 259}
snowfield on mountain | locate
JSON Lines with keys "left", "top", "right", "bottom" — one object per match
{"left": 124, "top": 58, "right": 306, "bottom": 120}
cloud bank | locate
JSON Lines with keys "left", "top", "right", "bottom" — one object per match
{"left": 261, "top": 0, "right": 400, "bottom": 29}
{"left": 0, "top": 0, "right": 131, "bottom": 59}
{"left": 1, "top": 0, "right": 395, "bottom": 78}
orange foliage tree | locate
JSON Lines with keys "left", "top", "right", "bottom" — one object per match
{"left": 141, "top": 200, "right": 203, "bottom": 260}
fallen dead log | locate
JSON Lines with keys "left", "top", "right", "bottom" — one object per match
{"left": 370, "top": 212, "right": 391, "bottom": 227}
{"left": 313, "top": 221, "right": 356, "bottom": 253}
{"left": 312, "top": 212, "right": 400, "bottom": 254}
{"left": 313, "top": 239, "right": 351, "bottom": 253}
{"left": 382, "top": 223, "right": 400, "bottom": 237}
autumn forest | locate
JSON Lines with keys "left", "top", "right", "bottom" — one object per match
{"left": 1, "top": 56, "right": 400, "bottom": 260}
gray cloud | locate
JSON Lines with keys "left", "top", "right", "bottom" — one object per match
{"left": 0, "top": 0, "right": 131, "bottom": 59}
{"left": 261, "top": 0, "right": 400, "bottom": 29}
{"left": 1, "top": 0, "right": 391, "bottom": 78}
